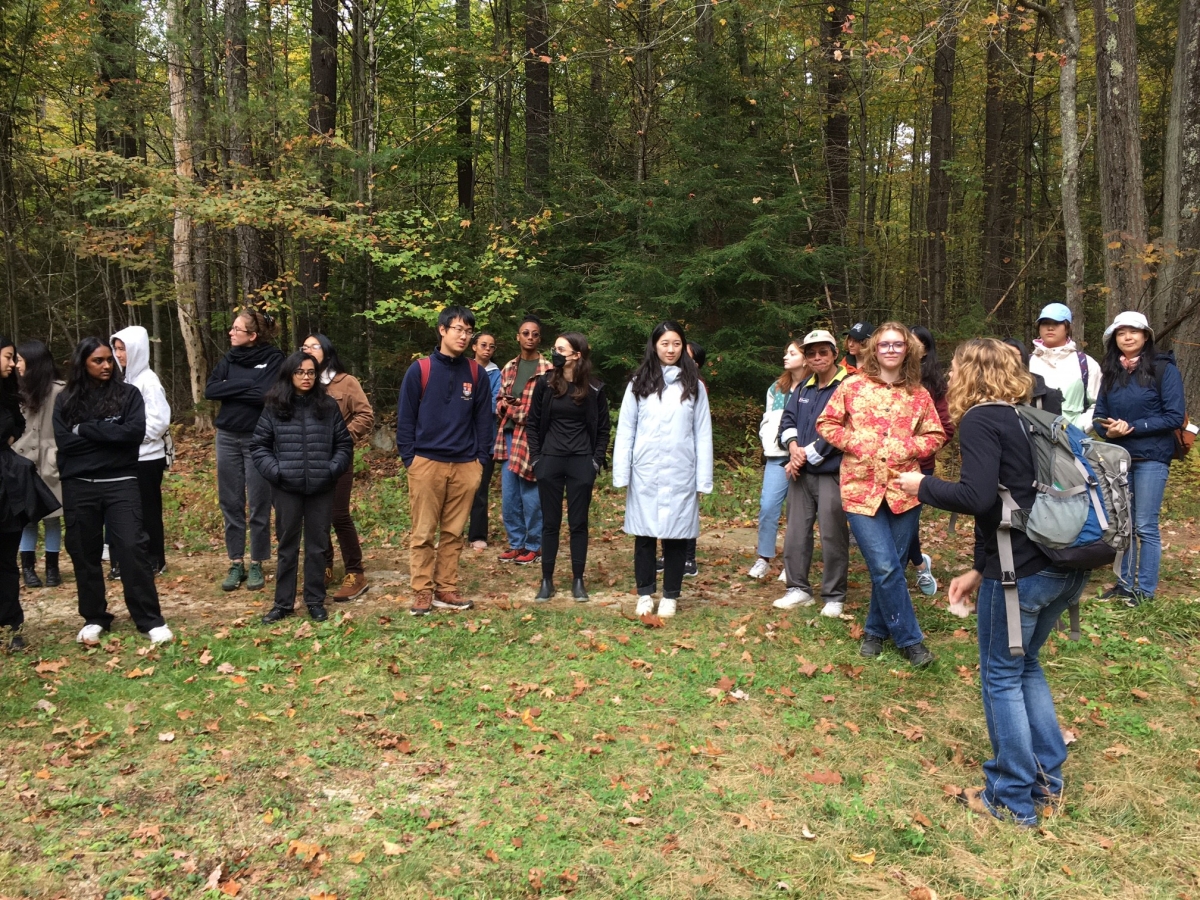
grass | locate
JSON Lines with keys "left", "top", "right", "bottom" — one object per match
{"left": 3, "top": 434, "right": 1200, "bottom": 899}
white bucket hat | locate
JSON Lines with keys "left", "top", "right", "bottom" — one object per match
{"left": 1102, "top": 310, "right": 1153, "bottom": 344}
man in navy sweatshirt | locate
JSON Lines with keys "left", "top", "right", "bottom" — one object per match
{"left": 397, "top": 305, "right": 493, "bottom": 616}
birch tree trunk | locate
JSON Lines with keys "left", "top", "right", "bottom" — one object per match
{"left": 1057, "top": 0, "right": 1086, "bottom": 335}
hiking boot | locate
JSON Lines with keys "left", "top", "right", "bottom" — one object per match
{"left": 534, "top": 579, "right": 555, "bottom": 602}
{"left": 245, "top": 561, "right": 265, "bottom": 591}
{"left": 221, "top": 562, "right": 247, "bottom": 592}
{"left": 334, "top": 572, "right": 368, "bottom": 601}
{"left": 307, "top": 605, "right": 329, "bottom": 622}
{"left": 410, "top": 590, "right": 434, "bottom": 616}
{"left": 7, "top": 633, "right": 27, "bottom": 653}
{"left": 433, "top": 590, "right": 473, "bottom": 611}
{"left": 747, "top": 558, "right": 770, "bottom": 579}
{"left": 915, "top": 553, "right": 938, "bottom": 596}
{"left": 1098, "top": 584, "right": 1132, "bottom": 602}
{"left": 515, "top": 550, "right": 540, "bottom": 565}
{"left": 683, "top": 560, "right": 698, "bottom": 578}
{"left": 21, "top": 552, "right": 41, "bottom": 588}
{"left": 324, "top": 566, "right": 335, "bottom": 587}
{"left": 773, "top": 587, "right": 814, "bottom": 610}
{"left": 44, "top": 553, "right": 61, "bottom": 587}
{"left": 900, "top": 641, "right": 935, "bottom": 668}
{"left": 261, "top": 606, "right": 294, "bottom": 624}
{"left": 499, "top": 549, "right": 522, "bottom": 562}
{"left": 859, "top": 635, "right": 885, "bottom": 658}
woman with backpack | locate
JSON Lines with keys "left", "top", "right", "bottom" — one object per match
{"left": 895, "top": 338, "right": 1090, "bottom": 826}
{"left": 526, "top": 332, "right": 610, "bottom": 602}
{"left": 13, "top": 341, "right": 65, "bottom": 588}
{"left": 613, "top": 321, "right": 713, "bottom": 619}
{"left": 1092, "top": 311, "right": 1185, "bottom": 607}
{"left": 746, "top": 339, "right": 807, "bottom": 581}
{"left": 251, "top": 350, "right": 354, "bottom": 623}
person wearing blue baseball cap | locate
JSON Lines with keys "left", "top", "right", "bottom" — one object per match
{"left": 1028, "top": 303, "right": 1101, "bottom": 433}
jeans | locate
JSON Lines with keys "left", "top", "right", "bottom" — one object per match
{"left": 1119, "top": 460, "right": 1169, "bottom": 597}
{"left": 782, "top": 470, "right": 849, "bottom": 604}
{"left": 635, "top": 535, "right": 686, "bottom": 598}
{"left": 500, "top": 433, "right": 542, "bottom": 551}
{"left": 137, "top": 458, "right": 167, "bottom": 571}
{"left": 467, "top": 456, "right": 496, "bottom": 543}
{"left": 273, "top": 487, "right": 334, "bottom": 610}
{"left": 20, "top": 516, "right": 62, "bottom": 553}
{"left": 847, "top": 504, "right": 923, "bottom": 649}
{"left": 216, "top": 429, "right": 273, "bottom": 562}
{"left": 756, "top": 458, "right": 790, "bottom": 559}
{"left": 324, "top": 467, "right": 364, "bottom": 575}
{"left": 976, "top": 567, "right": 1089, "bottom": 825}
{"left": 535, "top": 454, "right": 596, "bottom": 579}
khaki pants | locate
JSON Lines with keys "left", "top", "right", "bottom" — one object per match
{"left": 408, "top": 457, "right": 483, "bottom": 593}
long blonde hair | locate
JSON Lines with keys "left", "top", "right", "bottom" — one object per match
{"left": 858, "top": 321, "right": 924, "bottom": 391}
{"left": 947, "top": 338, "right": 1034, "bottom": 424}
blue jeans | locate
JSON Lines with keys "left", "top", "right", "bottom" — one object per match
{"left": 847, "top": 504, "right": 923, "bottom": 649}
{"left": 755, "top": 458, "right": 790, "bottom": 558}
{"left": 20, "top": 516, "right": 62, "bottom": 553}
{"left": 1120, "top": 460, "right": 1168, "bottom": 597}
{"left": 501, "top": 433, "right": 542, "bottom": 552}
{"left": 976, "top": 567, "right": 1089, "bottom": 825}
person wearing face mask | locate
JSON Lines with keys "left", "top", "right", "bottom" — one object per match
{"left": 613, "top": 321, "right": 713, "bottom": 618}
{"left": 1028, "top": 303, "right": 1101, "bottom": 434}
{"left": 467, "top": 331, "right": 503, "bottom": 550}
{"left": 525, "top": 333, "right": 611, "bottom": 601}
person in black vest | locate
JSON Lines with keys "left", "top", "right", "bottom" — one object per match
{"left": 54, "top": 338, "right": 172, "bottom": 645}
{"left": 252, "top": 351, "right": 353, "bottom": 623}
{"left": 527, "top": 332, "right": 610, "bottom": 601}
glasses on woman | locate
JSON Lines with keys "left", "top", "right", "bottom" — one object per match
{"left": 877, "top": 341, "right": 906, "bottom": 352}
{"left": 293, "top": 369, "right": 317, "bottom": 379}
{"left": 230, "top": 326, "right": 254, "bottom": 335}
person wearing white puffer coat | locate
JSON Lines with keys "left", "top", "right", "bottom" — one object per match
{"left": 1027, "top": 303, "right": 1101, "bottom": 434}
{"left": 111, "top": 326, "right": 171, "bottom": 576}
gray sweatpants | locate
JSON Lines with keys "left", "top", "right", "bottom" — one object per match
{"left": 782, "top": 469, "right": 849, "bottom": 605}
{"left": 216, "top": 429, "right": 274, "bottom": 562}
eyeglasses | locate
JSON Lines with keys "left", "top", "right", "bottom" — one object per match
{"left": 877, "top": 342, "right": 906, "bottom": 352}
{"left": 519, "top": 330, "right": 540, "bottom": 338}
{"left": 803, "top": 347, "right": 834, "bottom": 357}
{"left": 230, "top": 326, "right": 254, "bottom": 335}
{"left": 301, "top": 343, "right": 321, "bottom": 352}
{"left": 293, "top": 369, "right": 317, "bottom": 378}
{"left": 446, "top": 324, "right": 475, "bottom": 337}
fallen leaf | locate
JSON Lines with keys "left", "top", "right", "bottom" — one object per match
{"left": 484, "top": 848, "right": 500, "bottom": 863}
{"left": 216, "top": 662, "right": 236, "bottom": 674}
{"left": 730, "top": 813, "right": 755, "bottom": 829}
{"left": 382, "top": 841, "right": 406, "bottom": 856}
{"left": 33, "top": 658, "right": 69, "bottom": 675}
{"left": 623, "top": 816, "right": 644, "bottom": 826}
{"left": 346, "top": 852, "right": 366, "bottom": 863}
{"left": 1130, "top": 688, "right": 1150, "bottom": 700}
{"left": 640, "top": 613, "right": 665, "bottom": 628}
{"left": 126, "top": 666, "right": 154, "bottom": 679}
{"left": 850, "top": 849, "right": 876, "bottom": 865}
{"left": 286, "top": 840, "right": 323, "bottom": 862}
{"left": 219, "top": 881, "right": 241, "bottom": 897}
{"left": 205, "top": 865, "right": 223, "bottom": 891}
{"left": 1103, "top": 744, "right": 1131, "bottom": 760}
{"left": 308, "top": 893, "right": 337, "bottom": 900}
{"left": 157, "top": 731, "right": 175, "bottom": 743}
{"left": 908, "top": 888, "right": 939, "bottom": 900}
{"left": 198, "top": 648, "right": 213, "bottom": 666}
{"left": 800, "top": 825, "right": 816, "bottom": 839}
{"left": 804, "top": 770, "right": 843, "bottom": 785}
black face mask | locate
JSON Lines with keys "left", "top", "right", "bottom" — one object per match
{"left": 551, "top": 351, "right": 568, "bottom": 368}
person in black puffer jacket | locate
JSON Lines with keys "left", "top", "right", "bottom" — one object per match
{"left": 252, "top": 350, "right": 353, "bottom": 623}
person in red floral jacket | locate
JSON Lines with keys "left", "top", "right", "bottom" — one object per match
{"left": 816, "top": 322, "right": 945, "bottom": 667}
{"left": 494, "top": 316, "right": 552, "bottom": 565}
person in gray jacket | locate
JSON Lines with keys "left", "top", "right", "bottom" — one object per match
{"left": 612, "top": 321, "right": 713, "bottom": 619}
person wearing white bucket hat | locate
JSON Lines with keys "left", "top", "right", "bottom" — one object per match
{"left": 1028, "top": 302, "right": 1102, "bottom": 434}
{"left": 1092, "top": 310, "right": 1185, "bottom": 606}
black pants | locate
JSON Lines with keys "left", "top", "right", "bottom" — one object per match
{"left": 63, "top": 478, "right": 165, "bottom": 633}
{"left": 0, "top": 530, "right": 22, "bottom": 629}
{"left": 137, "top": 458, "right": 167, "bottom": 571}
{"left": 535, "top": 454, "right": 596, "bottom": 579}
{"left": 324, "top": 468, "right": 364, "bottom": 575}
{"left": 467, "top": 455, "right": 496, "bottom": 543}
{"left": 635, "top": 535, "right": 686, "bottom": 599}
{"left": 273, "top": 487, "right": 334, "bottom": 610}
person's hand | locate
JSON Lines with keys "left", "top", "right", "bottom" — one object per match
{"left": 893, "top": 471, "right": 924, "bottom": 496}
{"left": 803, "top": 443, "right": 824, "bottom": 466}
{"left": 947, "top": 569, "right": 982, "bottom": 618}
{"left": 784, "top": 459, "right": 802, "bottom": 479}
{"left": 1105, "top": 418, "right": 1133, "bottom": 437}
{"left": 788, "top": 442, "right": 805, "bottom": 467}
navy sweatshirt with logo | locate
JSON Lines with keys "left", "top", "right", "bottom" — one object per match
{"left": 396, "top": 350, "right": 492, "bottom": 467}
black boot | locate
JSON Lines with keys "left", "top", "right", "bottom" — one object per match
{"left": 21, "top": 551, "right": 42, "bottom": 588}
{"left": 571, "top": 577, "right": 589, "bottom": 601}
{"left": 534, "top": 578, "right": 555, "bottom": 602}
{"left": 307, "top": 604, "right": 328, "bottom": 622}
{"left": 44, "top": 552, "right": 61, "bottom": 587}
{"left": 261, "top": 606, "right": 294, "bottom": 624}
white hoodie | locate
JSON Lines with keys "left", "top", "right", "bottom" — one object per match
{"left": 111, "top": 325, "right": 171, "bottom": 461}
{"left": 1029, "top": 338, "right": 1101, "bottom": 434}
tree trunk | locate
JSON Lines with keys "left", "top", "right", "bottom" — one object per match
{"left": 1056, "top": 0, "right": 1086, "bottom": 335}
{"left": 981, "top": 8, "right": 1021, "bottom": 330}
{"left": 524, "top": 0, "right": 550, "bottom": 195}
{"left": 631, "top": 0, "right": 657, "bottom": 183}
{"left": 300, "top": 0, "right": 337, "bottom": 305}
{"left": 454, "top": 0, "right": 474, "bottom": 213}
{"left": 95, "top": 0, "right": 141, "bottom": 162}
{"left": 820, "top": 0, "right": 851, "bottom": 306}
{"left": 1093, "top": 0, "right": 1148, "bottom": 318}
{"left": 922, "top": 0, "right": 956, "bottom": 329}
{"left": 226, "top": 0, "right": 268, "bottom": 301}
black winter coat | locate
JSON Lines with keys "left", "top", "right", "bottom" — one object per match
{"left": 206, "top": 344, "right": 285, "bottom": 433}
{"left": 250, "top": 394, "right": 354, "bottom": 495}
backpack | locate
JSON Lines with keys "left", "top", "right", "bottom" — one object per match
{"left": 1152, "top": 351, "right": 1195, "bottom": 461}
{"left": 985, "top": 403, "right": 1132, "bottom": 657}
{"left": 417, "top": 356, "right": 480, "bottom": 397}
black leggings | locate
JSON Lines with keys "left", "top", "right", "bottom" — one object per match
{"left": 535, "top": 454, "right": 595, "bottom": 579}
{"left": 0, "top": 530, "right": 22, "bottom": 629}
{"left": 635, "top": 536, "right": 686, "bottom": 599}
{"left": 137, "top": 458, "right": 167, "bottom": 571}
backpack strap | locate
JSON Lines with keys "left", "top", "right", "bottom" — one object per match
{"left": 995, "top": 484, "right": 1026, "bottom": 657}
{"left": 418, "top": 357, "right": 432, "bottom": 397}
{"left": 1077, "top": 350, "right": 1090, "bottom": 409}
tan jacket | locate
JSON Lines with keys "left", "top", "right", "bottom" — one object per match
{"left": 325, "top": 371, "right": 374, "bottom": 443}
{"left": 13, "top": 380, "right": 65, "bottom": 515}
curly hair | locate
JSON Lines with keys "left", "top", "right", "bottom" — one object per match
{"left": 947, "top": 338, "right": 1034, "bottom": 424}
{"left": 857, "top": 322, "right": 924, "bottom": 391}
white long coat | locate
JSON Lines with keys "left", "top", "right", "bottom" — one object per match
{"left": 612, "top": 366, "right": 714, "bottom": 539}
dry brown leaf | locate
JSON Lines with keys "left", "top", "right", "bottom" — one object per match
{"left": 623, "top": 816, "right": 644, "bottom": 826}
{"left": 219, "top": 881, "right": 241, "bottom": 897}
{"left": 33, "top": 658, "right": 69, "bottom": 675}
{"left": 346, "top": 852, "right": 366, "bottom": 864}
{"left": 484, "top": 848, "right": 500, "bottom": 863}
{"left": 804, "top": 770, "right": 843, "bottom": 785}
{"left": 1130, "top": 688, "right": 1150, "bottom": 700}
{"left": 157, "top": 731, "right": 175, "bottom": 743}
{"left": 849, "top": 849, "right": 876, "bottom": 865}
{"left": 908, "top": 888, "right": 938, "bottom": 900}
{"left": 729, "top": 813, "right": 755, "bottom": 829}
{"left": 640, "top": 613, "right": 665, "bottom": 628}
{"left": 381, "top": 841, "right": 406, "bottom": 856}
{"left": 308, "top": 893, "right": 337, "bottom": 900}
{"left": 286, "top": 840, "right": 323, "bottom": 862}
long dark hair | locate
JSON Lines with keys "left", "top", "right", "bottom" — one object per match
{"left": 548, "top": 332, "right": 595, "bottom": 404}
{"left": 1101, "top": 331, "right": 1157, "bottom": 391}
{"left": 59, "top": 337, "right": 129, "bottom": 428}
{"left": 911, "top": 325, "right": 947, "bottom": 399}
{"left": 305, "top": 333, "right": 341, "bottom": 377}
{"left": 630, "top": 321, "right": 700, "bottom": 402}
{"left": 16, "top": 340, "right": 61, "bottom": 413}
{"left": 264, "top": 351, "right": 333, "bottom": 421}
{"left": 0, "top": 334, "right": 18, "bottom": 408}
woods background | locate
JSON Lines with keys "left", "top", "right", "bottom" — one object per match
{"left": 2, "top": 0, "right": 1199, "bottom": 421}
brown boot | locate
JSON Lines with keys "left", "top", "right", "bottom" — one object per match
{"left": 433, "top": 590, "right": 473, "bottom": 611}
{"left": 409, "top": 590, "right": 434, "bottom": 616}
{"left": 324, "top": 566, "right": 335, "bottom": 587}
{"left": 333, "top": 572, "right": 368, "bottom": 602}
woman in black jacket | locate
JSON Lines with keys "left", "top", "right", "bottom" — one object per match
{"left": 526, "top": 332, "right": 610, "bottom": 601}
{"left": 252, "top": 351, "right": 353, "bottom": 623}
{"left": 205, "top": 308, "right": 284, "bottom": 593}
{"left": 0, "top": 335, "right": 28, "bottom": 649}
{"left": 54, "top": 338, "right": 172, "bottom": 645}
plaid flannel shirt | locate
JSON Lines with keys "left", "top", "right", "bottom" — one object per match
{"left": 493, "top": 355, "right": 551, "bottom": 480}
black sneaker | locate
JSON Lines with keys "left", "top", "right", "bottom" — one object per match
{"left": 307, "top": 605, "right": 329, "bottom": 622}
{"left": 1125, "top": 591, "right": 1151, "bottom": 608}
{"left": 900, "top": 641, "right": 935, "bottom": 668}
{"left": 1098, "top": 584, "right": 1132, "bottom": 601}
{"left": 108, "top": 563, "right": 121, "bottom": 581}
{"left": 682, "top": 560, "right": 698, "bottom": 578}
{"left": 655, "top": 557, "right": 664, "bottom": 572}
{"left": 261, "top": 606, "right": 294, "bottom": 624}
{"left": 859, "top": 635, "right": 885, "bottom": 658}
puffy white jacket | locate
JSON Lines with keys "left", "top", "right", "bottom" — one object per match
{"left": 111, "top": 325, "right": 171, "bottom": 461}
{"left": 1029, "top": 339, "right": 1101, "bottom": 434}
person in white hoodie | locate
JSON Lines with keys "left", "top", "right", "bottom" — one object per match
{"left": 1028, "top": 303, "right": 1101, "bottom": 434}
{"left": 111, "top": 326, "right": 171, "bottom": 575}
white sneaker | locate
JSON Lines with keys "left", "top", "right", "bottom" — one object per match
{"left": 820, "top": 601, "right": 844, "bottom": 618}
{"left": 778, "top": 569, "right": 787, "bottom": 582}
{"left": 470, "top": 540, "right": 487, "bottom": 551}
{"left": 635, "top": 595, "right": 655, "bottom": 616}
{"left": 658, "top": 597, "right": 677, "bottom": 618}
{"left": 77, "top": 624, "right": 104, "bottom": 643}
{"left": 916, "top": 553, "right": 938, "bottom": 596}
{"left": 747, "top": 558, "right": 770, "bottom": 579}
{"left": 101, "top": 543, "right": 110, "bottom": 562}
{"left": 773, "top": 587, "right": 814, "bottom": 609}
{"left": 148, "top": 625, "right": 174, "bottom": 645}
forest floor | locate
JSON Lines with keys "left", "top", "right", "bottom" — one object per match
{"left": 2, "top": 433, "right": 1199, "bottom": 899}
